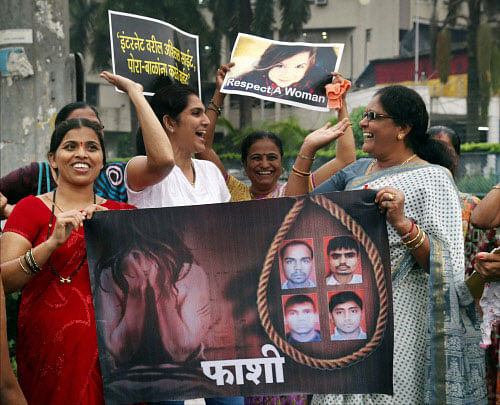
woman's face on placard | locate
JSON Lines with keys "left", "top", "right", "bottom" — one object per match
{"left": 268, "top": 51, "right": 312, "bottom": 88}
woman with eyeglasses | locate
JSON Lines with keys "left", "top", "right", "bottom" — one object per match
{"left": 287, "top": 85, "right": 487, "bottom": 404}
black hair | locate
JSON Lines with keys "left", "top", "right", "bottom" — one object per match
{"left": 134, "top": 83, "right": 198, "bottom": 155}
{"left": 48, "top": 118, "right": 106, "bottom": 172}
{"left": 280, "top": 240, "right": 313, "bottom": 261}
{"left": 95, "top": 214, "right": 194, "bottom": 309}
{"left": 284, "top": 294, "right": 316, "bottom": 313}
{"left": 150, "top": 83, "right": 198, "bottom": 125}
{"left": 327, "top": 236, "right": 359, "bottom": 254}
{"left": 241, "top": 131, "right": 284, "bottom": 164}
{"left": 426, "top": 125, "right": 461, "bottom": 177}
{"left": 255, "top": 44, "right": 317, "bottom": 71}
{"left": 374, "top": 85, "right": 454, "bottom": 169}
{"left": 55, "top": 102, "right": 102, "bottom": 127}
{"left": 329, "top": 291, "right": 363, "bottom": 313}
{"left": 427, "top": 125, "right": 461, "bottom": 156}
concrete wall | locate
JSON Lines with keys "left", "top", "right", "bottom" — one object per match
{"left": 0, "top": 0, "right": 75, "bottom": 175}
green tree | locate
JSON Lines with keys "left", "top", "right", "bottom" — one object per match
{"left": 69, "top": 0, "right": 99, "bottom": 54}
{"left": 433, "top": 0, "right": 500, "bottom": 141}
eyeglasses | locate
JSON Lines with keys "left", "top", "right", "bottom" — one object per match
{"left": 362, "top": 111, "right": 394, "bottom": 121}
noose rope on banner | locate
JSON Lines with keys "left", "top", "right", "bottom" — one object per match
{"left": 256, "top": 195, "right": 389, "bottom": 370}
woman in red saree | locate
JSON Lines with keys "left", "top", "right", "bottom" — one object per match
{"left": 0, "top": 74, "right": 163, "bottom": 404}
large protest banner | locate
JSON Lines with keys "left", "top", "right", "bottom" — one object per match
{"left": 221, "top": 33, "right": 344, "bottom": 111}
{"left": 108, "top": 11, "right": 200, "bottom": 96}
{"left": 85, "top": 190, "right": 393, "bottom": 403}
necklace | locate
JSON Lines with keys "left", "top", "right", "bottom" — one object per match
{"left": 366, "top": 153, "right": 417, "bottom": 174}
{"left": 188, "top": 162, "right": 196, "bottom": 186}
{"left": 46, "top": 189, "right": 96, "bottom": 284}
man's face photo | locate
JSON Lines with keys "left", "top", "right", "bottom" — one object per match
{"left": 282, "top": 243, "right": 313, "bottom": 286}
{"left": 331, "top": 300, "right": 362, "bottom": 337}
{"left": 328, "top": 247, "right": 359, "bottom": 281}
{"left": 285, "top": 301, "right": 316, "bottom": 335}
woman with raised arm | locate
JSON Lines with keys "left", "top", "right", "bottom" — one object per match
{"left": 0, "top": 116, "right": 135, "bottom": 404}
{"left": 287, "top": 85, "right": 486, "bottom": 404}
{"left": 198, "top": 65, "right": 354, "bottom": 202}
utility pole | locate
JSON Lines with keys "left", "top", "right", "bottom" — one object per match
{"left": 0, "top": 0, "right": 75, "bottom": 175}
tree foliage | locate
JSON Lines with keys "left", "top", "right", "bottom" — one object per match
{"left": 436, "top": 29, "right": 451, "bottom": 84}
{"left": 477, "top": 23, "right": 492, "bottom": 122}
{"left": 491, "top": 44, "right": 500, "bottom": 94}
{"left": 69, "top": 0, "right": 99, "bottom": 54}
{"left": 435, "top": 0, "right": 499, "bottom": 141}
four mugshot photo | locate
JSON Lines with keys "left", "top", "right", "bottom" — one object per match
{"left": 278, "top": 236, "right": 369, "bottom": 343}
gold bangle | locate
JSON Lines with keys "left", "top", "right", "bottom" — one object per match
{"left": 18, "top": 256, "right": 32, "bottom": 276}
{"left": 291, "top": 169, "right": 309, "bottom": 178}
{"left": 291, "top": 165, "right": 311, "bottom": 177}
{"left": 408, "top": 230, "right": 426, "bottom": 250}
{"left": 298, "top": 154, "right": 315, "bottom": 161}
{"left": 403, "top": 225, "right": 421, "bottom": 245}
{"left": 493, "top": 185, "right": 500, "bottom": 190}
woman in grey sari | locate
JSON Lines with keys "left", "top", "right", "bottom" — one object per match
{"left": 287, "top": 85, "right": 486, "bottom": 404}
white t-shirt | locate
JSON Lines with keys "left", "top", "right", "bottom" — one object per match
{"left": 126, "top": 158, "right": 230, "bottom": 208}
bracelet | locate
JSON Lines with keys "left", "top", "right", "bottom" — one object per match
{"left": 28, "top": 249, "right": 41, "bottom": 271}
{"left": 24, "top": 251, "right": 40, "bottom": 275}
{"left": 207, "top": 106, "right": 220, "bottom": 116}
{"left": 399, "top": 219, "right": 415, "bottom": 240}
{"left": 209, "top": 99, "right": 222, "bottom": 114}
{"left": 408, "top": 230, "right": 426, "bottom": 251}
{"left": 291, "top": 165, "right": 311, "bottom": 177}
{"left": 493, "top": 185, "right": 500, "bottom": 190}
{"left": 291, "top": 169, "right": 309, "bottom": 178}
{"left": 403, "top": 225, "right": 421, "bottom": 245}
{"left": 298, "top": 154, "right": 315, "bottom": 161}
{"left": 18, "top": 256, "right": 33, "bottom": 276}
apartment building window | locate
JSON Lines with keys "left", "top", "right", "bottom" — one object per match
{"left": 86, "top": 82, "right": 99, "bottom": 106}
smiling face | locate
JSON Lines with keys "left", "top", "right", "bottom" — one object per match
{"left": 49, "top": 126, "right": 104, "bottom": 186}
{"left": 331, "top": 300, "right": 362, "bottom": 336}
{"left": 169, "top": 94, "right": 209, "bottom": 154}
{"left": 359, "top": 95, "right": 404, "bottom": 159}
{"left": 282, "top": 243, "right": 313, "bottom": 286}
{"left": 268, "top": 51, "right": 312, "bottom": 88}
{"left": 244, "top": 138, "right": 282, "bottom": 193}
{"left": 328, "top": 248, "right": 359, "bottom": 282}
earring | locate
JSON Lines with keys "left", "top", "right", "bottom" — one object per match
{"left": 397, "top": 134, "right": 404, "bottom": 140}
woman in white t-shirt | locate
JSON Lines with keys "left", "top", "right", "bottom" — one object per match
{"left": 102, "top": 73, "right": 230, "bottom": 208}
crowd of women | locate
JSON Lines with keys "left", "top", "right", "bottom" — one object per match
{"left": 1, "top": 54, "right": 499, "bottom": 405}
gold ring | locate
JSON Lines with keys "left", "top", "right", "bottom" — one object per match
{"left": 387, "top": 193, "right": 394, "bottom": 201}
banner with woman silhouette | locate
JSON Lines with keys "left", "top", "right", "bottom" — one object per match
{"left": 221, "top": 33, "right": 344, "bottom": 111}
{"left": 85, "top": 190, "right": 393, "bottom": 403}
